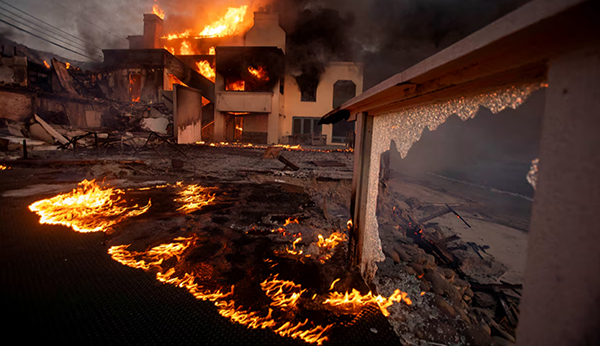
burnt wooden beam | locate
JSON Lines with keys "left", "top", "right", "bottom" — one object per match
{"left": 277, "top": 154, "right": 299, "bottom": 171}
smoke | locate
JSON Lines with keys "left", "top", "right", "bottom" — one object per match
{"left": 272, "top": 0, "right": 531, "bottom": 89}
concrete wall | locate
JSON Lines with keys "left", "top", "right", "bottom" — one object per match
{"left": 282, "top": 62, "right": 363, "bottom": 144}
{"left": 216, "top": 92, "right": 272, "bottom": 112}
{"left": 0, "top": 90, "right": 32, "bottom": 121}
{"left": 174, "top": 84, "right": 202, "bottom": 144}
{"left": 517, "top": 45, "right": 600, "bottom": 346}
{"left": 0, "top": 56, "right": 27, "bottom": 87}
{"left": 245, "top": 12, "right": 286, "bottom": 52}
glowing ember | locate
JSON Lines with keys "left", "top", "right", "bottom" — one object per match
{"left": 0, "top": 164, "right": 9, "bottom": 170}
{"left": 194, "top": 141, "right": 353, "bottom": 153}
{"left": 323, "top": 288, "right": 412, "bottom": 317}
{"left": 329, "top": 278, "right": 341, "bottom": 290}
{"left": 199, "top": 6, "right": 248, "bottom": 38}
{"left": 195, "top": 60, "right": 215, "bottom": 82}
{"left": 260, "top": 274, "right": 306, "bottom": 309}
{"left": 284, "top": 217, "right": 299, "bottom": 226}
{"left": 286, "top": 237, "right": 304, "bottom": 255}
{"left": 43, "top": 61, "right": 50, "bottom": 68}
{"left": 28, "top": 179, "right": 151, "bottom": 233}
{"left": 174, "top": 182, "right": 216, "bottom": 213}
{"left": 152, "top": 4, "right": 165, "bottom": 20}
{"left": 65, "top": 62, "right": 71, "bottom": 69}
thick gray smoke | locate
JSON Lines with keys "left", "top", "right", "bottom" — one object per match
{"left": 274, "top": 0, "right": 531, "bottom": 89}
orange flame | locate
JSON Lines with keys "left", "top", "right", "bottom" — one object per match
{"left": 152, "top": 4, "right": 165, "bottom": 20}
{"left": 208, "top": 46, "right": 216, "bottom": 55}
{"left": 28, "top": 179, "right": 151, "bottom": 233}
{"left": 109, "top": 237, "right": 193, "bottom": 270}
{"left": 174, "top": 182, "right": 216, "bottom": 213}
{"left": 180, "top": 40, "right": 195, "bottom": 55}
{"left": 323, "top": 288, "right": 412, "bottom": 317}
{"left": 199, "top": 6, "right": 248, "bottom": 37}
{"left": 248, "top": 66, "right": 270, "bottom": 81}
{"left": 284, "top": 217, "right": 299, "bottom": 226}
{"left": 317, "top": 232, "right": 347, "bottom": 250}
{"left": 195, "top": 60, "right": 215, "bottom": 82}
{"left": 226, "top": 80, "right": 245, "bottom": 91}
{"left": 65, "top": 62, "right": 71, "bottom": 69}
{"left": 260, "top": 274, "right": 306, "bottom": 309}
{"left": 0, "top": 164, "right": 9, "bottom": 170}
{"left": 43, "top": 61, "right": 50, "bottom": 68}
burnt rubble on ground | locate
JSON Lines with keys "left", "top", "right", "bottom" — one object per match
{"left": 0, "top": 125, "right": 518, "bottom": 346}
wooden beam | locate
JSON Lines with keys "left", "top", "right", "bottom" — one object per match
{"left": 350, "top": 112, "right": 374, "bottom": 272}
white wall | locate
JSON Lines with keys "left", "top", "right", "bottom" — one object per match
{"left": 281, "top": 62, "right": 364, "bottom": 145}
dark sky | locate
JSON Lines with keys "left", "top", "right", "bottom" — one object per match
{"left": 0, "top": 0, "right": 531, "bottom": 88}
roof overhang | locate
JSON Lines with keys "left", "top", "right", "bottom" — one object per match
{"left": 321, "top": 0, "right": 599, "bottom": 122}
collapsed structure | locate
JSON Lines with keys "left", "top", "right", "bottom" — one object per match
{"left": 0, "top": 8, "right": 363, "bottom": 147}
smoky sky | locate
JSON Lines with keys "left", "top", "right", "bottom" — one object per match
{"left": 0, "top": 0, "right": 530, "bottom": 87}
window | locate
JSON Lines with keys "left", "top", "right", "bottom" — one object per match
{"left": 295, "top": 75, "right": 318, "bottom": 102}
{"left": 332, "top": 80, "right": 356, "bottom": 142}
{"left": 292, "top": 117, "right": 322, "bottom": 135}
{"left": 129, "top": 73, "right": 142, "bottom": 102}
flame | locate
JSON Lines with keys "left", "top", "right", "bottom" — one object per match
{"left": 260, "top": 274, "right": 306, "bottom": 309}
{"left": 199, "top": 6, "right": 248, "bottom": 38}
{"left": 216, "top": 301, "right": 331, "bottom": 345}
{"left": 43, "top": 61, "right": 50, "bottom": 68}
{"left": 323, "top": 288, "right": 412, "bottom": 317}
{"left": 208, "top": 46, "right": 215, "bottom": 55}
{"left": 195, "top": 60, "right": 215, "bottom": 82}
{"left": 152, "top": 4, "right": 165, "bottom": 20}
{"left": 65, "top": 62, "right": 71, "bottom": 69}
{"left": 180, "top": 40, "right": 195, "bottom": 55}
{"left": 168, "top": 73, "right": 189, "bottom": 88}
{"left": 317, "top": 232, "right": 347, "bottom": 250}
{"left": 285, "top": 237, "right": 304, "bottom": 255}
{"left": 174, "top": 182, "right": 216, "bottom": 213}
{"left": 248, "top": 66, "right": 270, "bottom": 81}
{"left": 226, "top": 80, "right": 245, "bottom": 91}
{"left": 109, "top": 237, "right": 193, "bottom": 270}
{"left": 164, "top": 46, "right": 175, "bottom": 55}
{"left": 329, "top": 278, "right": 341, "bottom": 290}
{"left": 28, "top": 179, "right": 151, "bottom": 233}
{"left": 194, "top": 141, "right": 353, "bottom": 153}
{"left": 284, "top": 217, "right": 299, "bottom": 226}
{"left": 0, "top": 164, "right": 9, "bottom": 170}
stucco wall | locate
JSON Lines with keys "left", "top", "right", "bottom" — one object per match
{"left": 281, "top": 62, "right": 363, "bottom": 145}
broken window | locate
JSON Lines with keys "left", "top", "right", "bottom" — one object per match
{"left": 295, "top": 75, "right": 318, "bottom": 102}
{"left": 129, "top": 73, "right": 142, "bottom": 102}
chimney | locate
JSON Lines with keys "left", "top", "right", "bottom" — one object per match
{"left": 245, "top": 12, "right": 286, "bottom": 53}
{"left": 143, "top": 13, "right": 163, "bottom": 49}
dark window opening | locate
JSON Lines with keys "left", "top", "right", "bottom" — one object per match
{"left": 333, "top": 80, "right": 356, "bottom": 108}
{"left": 295, "top": 75, "right": 318, "bottom": 102}
{"left": 129, "top": 73, "right": 142, "bottom": 102}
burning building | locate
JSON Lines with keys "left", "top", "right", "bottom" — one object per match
{"left": 125, "top": 6, "right": 363, "bottom": 146}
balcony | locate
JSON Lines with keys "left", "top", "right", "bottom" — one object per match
{"left": 216, "top": 92, "right": 272, "bottom": 113}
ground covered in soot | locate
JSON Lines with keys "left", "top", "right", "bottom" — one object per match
{"left": 37, "top": 178, "right": 405, "bottom": 345}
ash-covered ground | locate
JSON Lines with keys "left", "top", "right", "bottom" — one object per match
{"left": 1, "top": 143, "right": 524, "bottom": 346}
